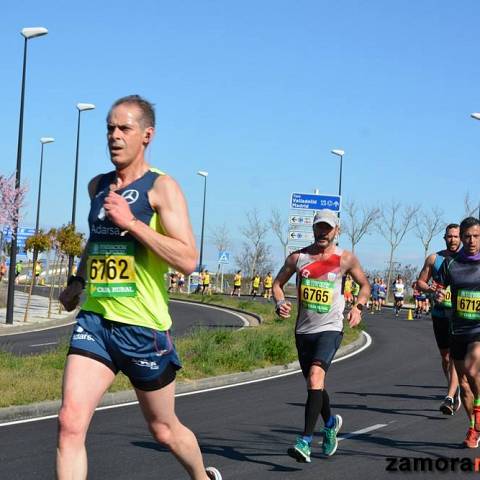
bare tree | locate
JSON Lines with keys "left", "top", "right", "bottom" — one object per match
{"left": 235, "top": 209, "right": 273, "bottom": 277}
{"left": 209, "top": 223, "right": 231, "bottom": 253}
{"left": 398, "top": 264, "right": 419, "bottom": 290}
{"left": 415, "top": 207, "right": 445, "bottom": 258}
{"left": 376, "top": 202, "right": 420, "bottom": 299}
{"left": 269, "top": 208, "right": 289, "bottom": 259}
{"left": 341, "top": 200, "right": 380, "bottom": 253}
{"left": 464, "top": 192, "right": 480, "bottom": 218}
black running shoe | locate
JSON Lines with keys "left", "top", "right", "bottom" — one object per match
{"left": 440, "top": 396, "right": 454, "bottom": 415}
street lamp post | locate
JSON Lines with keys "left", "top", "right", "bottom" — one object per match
{"left": 5, "top": 27, "right": 48, "bottom": 324}
{"left": 331, "top": 149, "right": 345, "bottom": 222}
{"left": 197, "top": 171, "right": 208, "bottom": 272}
{"left": 35, "top": 138, "right": 55, "bottom": 233}
{"left": 68, "top": 103, "right": 95, "bottom": 277}
{"left": 331, "top": 149, "right": 345, "bottom": 197}
{"left": 470, "top": 114, "right": 480, "bottom": 219}
{"left": 31, "top": 137, "right": 54, "bottom": 286}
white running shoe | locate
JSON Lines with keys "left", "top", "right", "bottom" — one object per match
{"left": 206, "top": 466, "right": 222, "bottom": 480}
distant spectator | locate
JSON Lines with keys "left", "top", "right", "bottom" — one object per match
{"left": 0, "top": 258, "right": 7, "bottom": 283}
{"left": 168, "top": 272, "right": 178, "bottom": 293}
{"left": 201, "top": 270, "right": 211, "bottom": 295}
{"left": 15, "top": 260, "right": 24, "bottom": 284}
{"left": 263, "top": 272, "right": 273, "bottom": 299}
{"left": 178, "top": 273, "right": 185, "bottom": 293}
{"left": 251, "top": 272, "right": 261, "bottom": 299}
{"left": 231, "top": 270, "right": 242, "bottom": 297}
{"left": 343, "top": 274, "right": 353, "bottom": 307}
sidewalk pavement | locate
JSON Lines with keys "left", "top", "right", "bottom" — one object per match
{"left": 0, "top": 290, "right": 76, "bottom": 335}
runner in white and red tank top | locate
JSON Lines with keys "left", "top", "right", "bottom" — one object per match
{"left": 273, "top": 209, "right": 370, "bottom": 463}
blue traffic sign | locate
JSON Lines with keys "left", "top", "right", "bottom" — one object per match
{"left": 2, "top": 227, "right": 36, "bottom": 251}
{"left": 218, "top": 250, "right": 231, "bottom": 264}
{"left": 290, "top": 193, "right": 341, "bottom": 212}
{"left": 3, "top": 226, "right": 36, "bottom": 240}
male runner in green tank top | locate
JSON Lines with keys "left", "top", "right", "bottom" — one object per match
{"left": 57, "top": 95, "right": 221, "bottom": 480}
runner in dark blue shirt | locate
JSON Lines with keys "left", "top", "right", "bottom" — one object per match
{"left": 417, "top": 223, "right": 461, "bottom": 415}
{"left": 436, "top": 217, "right": 480, "bottom": 448}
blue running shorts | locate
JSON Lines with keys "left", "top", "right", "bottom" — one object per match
{"left": 68, "top": 310, "right": 182, "bottom": 391}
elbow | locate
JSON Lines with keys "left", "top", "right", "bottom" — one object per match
{"left": 182, "top": 261, "right": 196, "bottom": 276}
{"left": 181, "top": 250, "right": 198, "bottom": 276}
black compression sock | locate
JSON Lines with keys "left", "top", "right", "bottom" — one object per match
{"left": 303, "top": 389, "right": 323, "bottom": 436}
{"left": 321, "top": 389, "right": 332, "bottom": 423}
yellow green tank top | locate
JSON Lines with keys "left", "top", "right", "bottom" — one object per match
{"left": 81, "top": 168, "right": 172, "bottom": 331}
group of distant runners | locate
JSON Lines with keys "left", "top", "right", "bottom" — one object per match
{"left": 53, "top": 95, "right": 480, "bottom": 480}
{"left": 230, "top": 270, "right": 273, "bottom": 299}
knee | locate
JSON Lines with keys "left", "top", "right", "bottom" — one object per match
{"left": 148, "top": 420, "right": 176, "bottom": 447}
{"left": 57, "top": 404, "right": 89, "bottom": 442}
{"left": 307, "top": 371, "right": 324, "bottom": 389}
{"left": 466, "top": 365, "right": 478, "bottom": 379}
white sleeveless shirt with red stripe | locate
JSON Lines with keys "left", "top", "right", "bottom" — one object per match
{"left": 295, "top": 247, "right": 345, "bottom": 334}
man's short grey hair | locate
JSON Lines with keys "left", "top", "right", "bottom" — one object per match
{"left": 107, "top": 95, "right": 155, "bottom": 128}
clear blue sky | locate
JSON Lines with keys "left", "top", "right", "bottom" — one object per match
{"left": 2, "top": 1, "right": 480, "bottom": 273}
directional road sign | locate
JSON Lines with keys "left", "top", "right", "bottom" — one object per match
{"left": 218, "top": 250, "right": 231, "bottom": 264}
{"left": 288, "top": 230, "right": 314, "bottom": 241}
{"left": 2, "top": 227, "right": 36, "bottom": 251}
{"left": 290, "top": 192, "right": 341, "bottom": 212}
{"left": 289, "top": 214, "right": 314, "bottom": 226}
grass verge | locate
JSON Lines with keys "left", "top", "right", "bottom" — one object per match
{"left": 0, "top": 293, "right": 361, "bottom": 408}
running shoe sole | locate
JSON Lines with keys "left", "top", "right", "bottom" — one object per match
{"left": 287, "top": 447, "right": 311, "bottom": 463}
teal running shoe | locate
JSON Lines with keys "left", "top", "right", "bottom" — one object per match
{"left": 287, "top": 436, "right": 311, "bottom": 463}
{"left": 322, "top": 414, "right": 342, "bottom": 456}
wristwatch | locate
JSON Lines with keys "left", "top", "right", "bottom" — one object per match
{"left": 354, "top": 303, "right": 365, "bottom": 312}
{"left": 67, "top": 275, "right": 86, "bottom": 290}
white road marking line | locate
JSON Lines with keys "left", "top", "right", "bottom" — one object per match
{"left": 338, "top": 423, "right": 388, "bottom": 442}
{"left": 0, "top": 415, "right": 60, "bottom": 427}
{"left": 0, "top": 321, "right": 75, "bottom": 336}
{"left": 29, "top": 342, "right": 58, "bottom": 347}
{"left": 0, "top": 331, "right": 372, "bottom": 427}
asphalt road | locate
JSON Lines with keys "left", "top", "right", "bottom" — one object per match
{"left": 0, "top": 308, "right": 475, "bottom": 479}
{"left": 0, "top": 300, "right": 245, "bottom": 355}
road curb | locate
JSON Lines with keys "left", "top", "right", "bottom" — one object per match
{"left": 170, "top": 296, "right": 263, "bottom": 325}
{"left": 0, "top": 331, "right": 368, "bottom": 423}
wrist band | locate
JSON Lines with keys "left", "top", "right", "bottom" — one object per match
{"left": 67, "top": 275, "right": 86, "bottom": 289}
